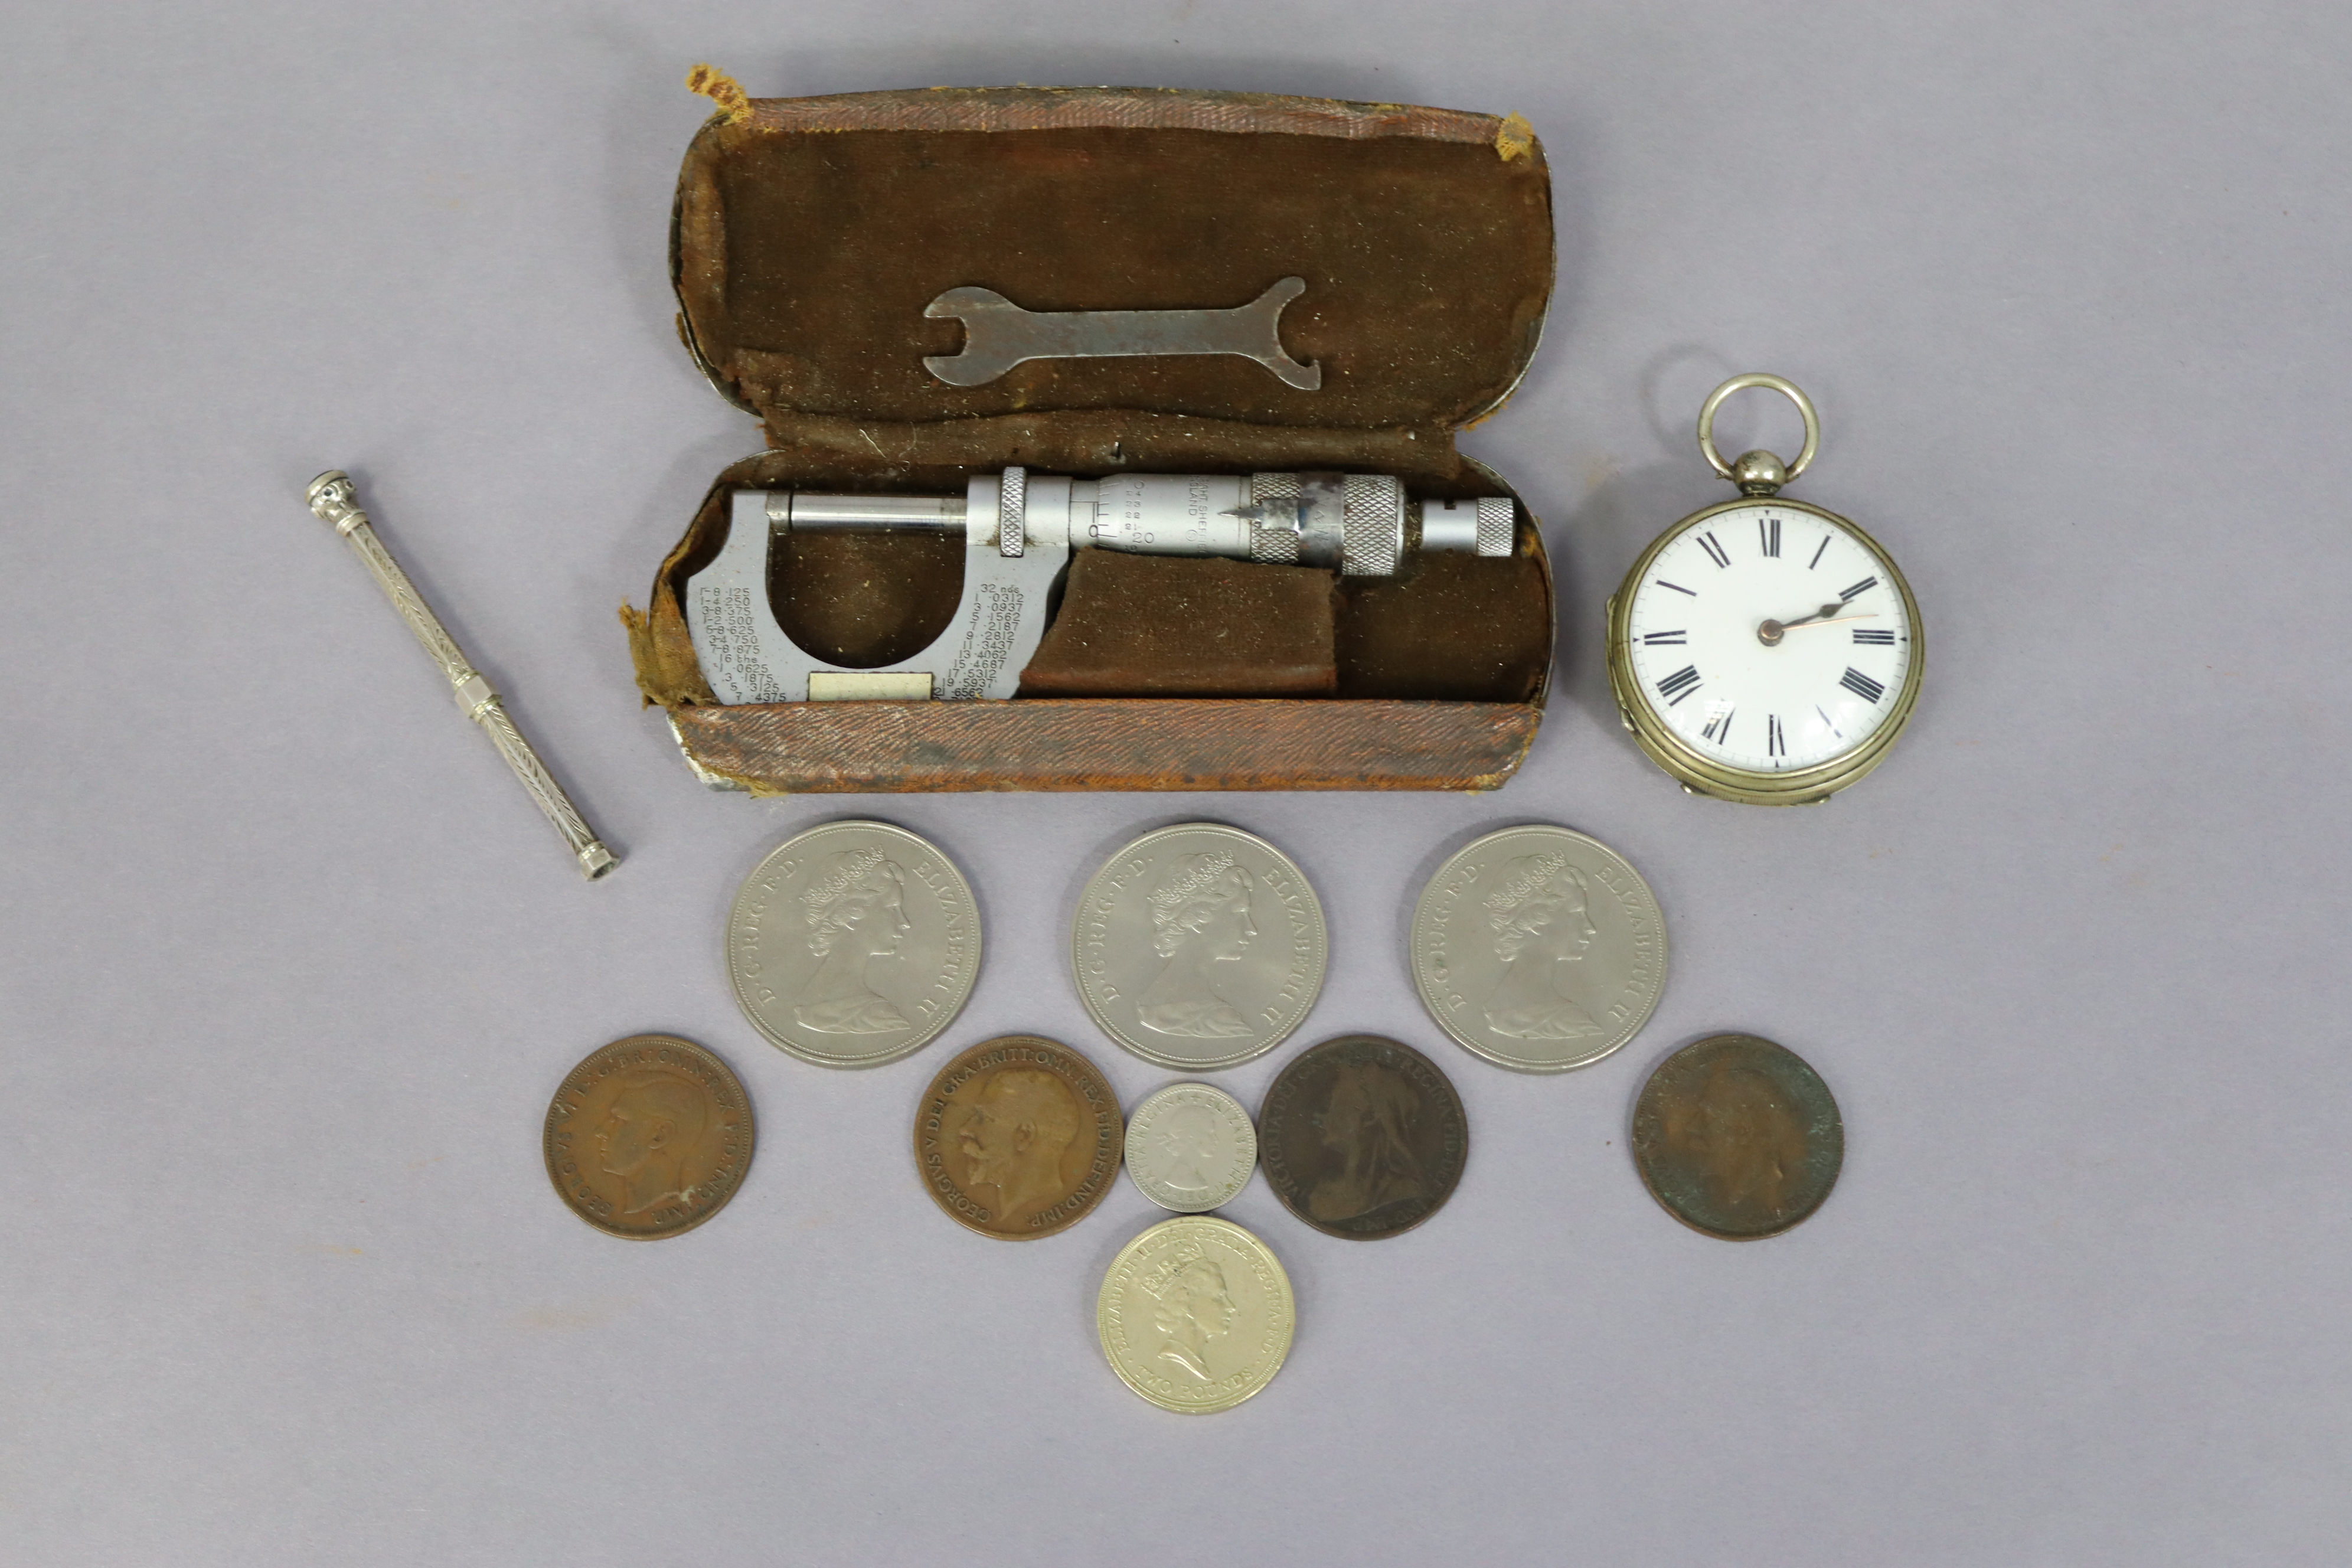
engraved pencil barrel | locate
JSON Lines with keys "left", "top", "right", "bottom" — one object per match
{"left": 306, "top": 471, "right": 618, "bottom": 881}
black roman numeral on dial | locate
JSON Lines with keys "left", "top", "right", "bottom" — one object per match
{"left": 1853, "top": 628, "right": 1896, "bottom": 645}
{"left": 1642, "top": 630, "right": 1687, "bottom": 646}
{"left": 1656, "top": 665, "right": 1702, "bottom": 705}
{"left": 1767, "top": 714, "right": 1786, "bottom": 757}
{"left": 1703, "top": 707, "right": 1734, "bottom": 744}
{"left": 1697, "top": 533, "right": 1730, "bottom": 568}
{"left": 1840, "top": 667, "right": 1886, "bottom": 703}
{"left": 1758, "top": 517, "right": 1781, "bottom": 557}
{"left": 1840, "top": 575, "right": 1879, "bottom": 603}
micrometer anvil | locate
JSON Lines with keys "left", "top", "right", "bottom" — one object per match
{"left": 685, "top": 468, "right": 1516, "bottom": 705}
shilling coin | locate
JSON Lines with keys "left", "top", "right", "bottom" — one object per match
{"left": 542, "top": 1034, "right": 754, "bottom": 1239}
{"left": 1097, "top": 1215, "right": 1295, "bottom": 1413}
{"left": 912, "top": 1035, "right": 1123, "bottom": 1239}
{"left": 1123, "top": 1083, "right": 1257, "bottom": 1213}
{"left": 728, "top": 819, "right": 981, "bottom": 1069}
{"left": 1632, "top": 1033, "right": 1843, "bottom": 1240}
{"left": 1072, "top": 823, "right": 1328, "bottom": 1071}
{"left": 1410, "top": 824, "right": 1667, "bottom": 1072}
{"left": 1259, "top": 1034, "right": 1467, "bottom": 1239}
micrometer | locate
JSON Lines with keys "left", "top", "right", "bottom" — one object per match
{"left": 684, "top": 468, "right": 1517, "bottom": 704}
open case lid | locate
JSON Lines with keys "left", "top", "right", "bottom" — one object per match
{"left": 671, "top": 85, "right": 1554, "bottom": 439}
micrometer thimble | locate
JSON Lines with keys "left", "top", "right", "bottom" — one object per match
{"left": 1247, "top": 472, "right": 1304, "bottom": 565}
{"left": 1340, "top": 473, "right": 1407, "bottom": 577}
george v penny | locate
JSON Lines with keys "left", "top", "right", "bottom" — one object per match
{"left": 1259, "top": 1034, "right": 1468, "bottom": 1239}
{"left": 1632, "top": 1033, "right": 1843, "bottom": 1240}
{"left": 1097, "top": 1215, "right": 1295, "bottom": 1413}
{"left": 727, "top": 819, "right": 981, "bottom": 1069}
{"left": 543, "top": 1034, "right": 754, "bottom": 1239}
{"left": 1411, "top": 824, "right": 1668, "bottom": 1073}
{"left": 913, "top": 1035, "right": 1124, "bottom": 1239}
{"left": 1123, "top": 1082, "right": 1257, "bottom": 1213}
{"left": 1072, "top": 822, "right": 1328, "bottom": 1072}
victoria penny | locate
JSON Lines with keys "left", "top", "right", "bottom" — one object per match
{"left": 1259, "top": 1034, "right": 1468, "bottom": 1239}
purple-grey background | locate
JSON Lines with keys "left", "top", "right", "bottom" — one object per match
{"left": 2, "top": 3, "right": 2344, "bottom": 1563}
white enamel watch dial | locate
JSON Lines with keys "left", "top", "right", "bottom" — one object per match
{"left": 1623, "top": 505, "right": 1912, "bottom": 772}
{"left": 1606, "top": 374, "right": 1923, "bottom": 803}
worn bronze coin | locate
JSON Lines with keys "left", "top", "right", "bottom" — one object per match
{"left": 1631, "top": 1033, "right": 1843, "bottom": 1240}
{"left": 913, "top": 1035, "right": 1124, "bottom": 1239}
{"left": 543, "top": 1034, "right": 754, "bottom": 1239}
{"left": 1259, "top": 1034, "right": 1468, "bottom": 1239}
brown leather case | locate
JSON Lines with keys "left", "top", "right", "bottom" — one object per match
{"left": 625, "top": 84, "right": 1557, "bottom": 793}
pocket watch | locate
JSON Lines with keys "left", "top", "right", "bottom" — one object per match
{"left": 1606, "top": 374, "right": 1923, "bottom": 805}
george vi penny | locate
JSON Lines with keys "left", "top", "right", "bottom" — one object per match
{"left": 543, "top": 1034, "right": 754, "bottom": 1239}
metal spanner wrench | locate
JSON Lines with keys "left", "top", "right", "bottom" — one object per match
{"left": 922, "top": 276, "right": 1322, "bottom": 390}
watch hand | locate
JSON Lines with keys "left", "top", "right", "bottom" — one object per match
{"left": 1757, "top": 607, "right": 1877, "bottom": 646}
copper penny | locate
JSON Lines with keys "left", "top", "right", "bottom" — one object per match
{"left": 543, "top": 1034, "right": 754, "bottom": 1239}
{"left": 1259, "top": 1034, "right": 1468, "bottom": 1239}
{"left": 1632, "top": 1033, "right": 1843, "bottom": 1240}
{"left": 913, "top": 1035, "right": 1124, "bottom": 1239}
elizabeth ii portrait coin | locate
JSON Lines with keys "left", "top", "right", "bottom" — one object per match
{"left": 1123, "top": 1083, "right": 1257, "bottom": 1213}
{"left": 1097, "top": 1215, "right": 1295, "bottom": 1414}
{"left": 1410, "top": 825, "right": 1668, "bottom": 1073}
{"left": 542, "top": 1035, "right": 754, "bottom": 1240}
{"left": 1072, "top": 824, "right": 1328, "bottom": 1071}
{"left": 727, "top": 819, "right": 981, "bottom": 1069}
